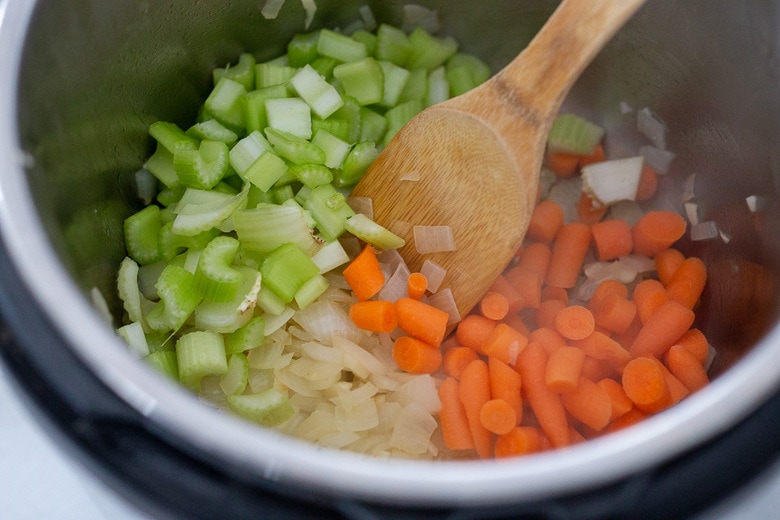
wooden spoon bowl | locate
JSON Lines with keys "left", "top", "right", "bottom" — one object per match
{"left": 351, "top": 0, "right": 646, "bottom": 318}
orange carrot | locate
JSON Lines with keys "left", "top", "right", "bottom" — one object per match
{"left": 580, "top": 356, "right": 616, "bottom": 383}
{"left": 542, "top": 285, "right": 569, "bottom": 304}
{"left": 488, "top": 356, "right": 523, "bottom": 424}
{"left": 529, "top": 327, "right": 568, "bottom": 355}
{"left": 598, "top": 378, "right": 633, "bottom": 421}
{"left": 438, "top": 377, "right": 475, "bottom": 451}
{"left": 632, "top": 210, "right": 687, "bottom": 257}
{"left": 392, "top": 336, "right": 442, "bottom": 374}
{"left": 494, "top": 427, "right": 544, "bottom": 458}
{"left": 455, "top": 314, "right": 497, "bottom": 352}
{"left": 516, "top": 341, "right": 570, "bottom": 448}
{"left": 635, "top": 163, "right": 658, "bottom": 201}
{"left": 489, "top": 275, "right": 525, "bottom": 313}
{"left": 406, "top": 272, "right": 428, "bottom": 300}
{"left": 604, "top": 407, "right": 649, "bottom": 433}
{"left": 502, "top": 312, "right": 531, "bottom": 336}
{"left": 458, "top": 359, "right": 494, "bottom": 459}
{"left": 676, "top": 328, "right": 710, "bottom": 366}
{"left": 576, "top": 193, "right": 608, "bottom": 224}
{"left": 510, "top": 242, "right": 552, "bottom": 284}
{"left": 534, "top": 299, "right": 567, "bottom": 330}
{"left": 651, "top": 356, "right": 690, "bottom": 406}
{"left": 612, "top": 314, "right": 643, "bottom": 348}
{"left": 479, "top": 399, "right": 517, "bottom": 435}
{"left": 591, "top": 292, "right": 637, "bottom": 335}
{"left": 482, "top": 323, "right": 528, "bottom": 365}
{"left": 632, "top": 278, "right": 669, "bottom": 324}
{"left": 443, "top": 346, "right": 479, "bottom": 379}
{"left": 570, "top": 331, "right": 631, "bottom": 370}
{"left": 621, "top": 356, "right": 670, "bottom": 414}
{"left": 547, "top": 150, "right": 580, "bottom": 177}
{"left": 394, "top": 297, "right": 449, "bottom": 347}
{"left": 654, "top": 248, "right": 685, "bottom": 286}
{"left": 589, "top": 279, "right": 629, "bottom": 313}
{"left": 555, "top": 305, "right": 596, "bottom": 340}
{"left": 527, "top": 199, "right": 565, "bottom": 244}
{"left": 342, "top": 244, "right": 384, "bottom": 301}
{"left": 578, "top": 143, "right": 606, "bottom": 168}
{"left": 665, "top": 257, "right": 707, "bottom": 309}
{"left": 591, "top": 219, "right": 633, "bottom": 261}
{"left": 561, "top": 376, "right": 613, "bottom": 431}
{"left": 479, "top": 291, "right": 510, "bottom": 321}
{"left": 665, "top": 344, "right": 709, "bottom": 393}
{"left": 546, "top": 222, "right": 593, "bottom": 289}
{"left": 545, "top": 345, "right": 586, "bottom": 393}
{"left": 630, "top": 300, "right": 695, "bottom": 358}
{"left": 349, "top": 300, "right": 398, "bottom": 333}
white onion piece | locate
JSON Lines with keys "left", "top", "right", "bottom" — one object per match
{"left": 547, "top": 176, "right": 582, "bottom": 224}
{"left": 390, "top": 402, "right": 438, "bottom": 455}
{"left": 261, "top": 0, "right": 286, "bottom": 19}
{"left": 427, "top": 288, "right": 461, "bottom": 326}
{"left": 746, "top": 195, "right": 767, "bottom": 213}
{"left": 332, "top": 335, "right": 390, "bottom": 377}
{"left": 691, "top": 220, "right": 720, "bottom": 241}
{"left": 294, "top": 300, "right": 362, "bottom": 344}
{"left": 619, "top": 101, "right": 634, "bottom": 114}
{"left": 346, "top": 196, "right": 373, "bottom": 218}
{"left": 378, "top": 262, "right": 410, "bottom": 302}
{"left": 377, "top": 248, "right": 406, "bottom": 272}
{"left": 617, "top": 254, "right": 656, "bottom": 274}
{"left": 639, "top": 145, "right": 676, "bottom": 174}
{"left": 420, "top": 259, "right": 446, "bottom": 293}
{"left": 402, "top": 5, "right": 440, "bottom": 33}
{"left": 300, "top": 0, "right": 317, "bottom": 28}
{"left": 117, "top": 322, "right": 149, "bottom": 358}
{"left": 719, "top": 230, "right": 732, "bottom": 244}
{"left": 413, "top": 225, "right": 456, "bottom": 253}
{"left": 637, "top": 107, "right": 667, "bottom": 150}
{"left": 135, "top": 168, "right": 157, "bottom": 206}
{"left": 393, "top": 375, "right": 441, "bottom": 414}
{"left": 684, "top": 202, "right": 701, "bottom": 226}
{"left": 681, "top": 173, "right": 697, "bottom": 203}
{"left": 581, "top": 156, "right": 643, "bottom": 206}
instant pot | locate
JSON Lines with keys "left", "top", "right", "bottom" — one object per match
{"left": 2, "top": 1, "right": 780, "bottom": 519}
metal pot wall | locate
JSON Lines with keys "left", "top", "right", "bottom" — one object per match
{"left": 2, "top": 1, "right": 780, "bottom": 519}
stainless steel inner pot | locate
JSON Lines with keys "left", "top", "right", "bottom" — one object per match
{"left": 2, "top": 0, "right": 780, "bottom": 512}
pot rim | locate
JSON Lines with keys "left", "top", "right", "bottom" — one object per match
{"left": 2, "top": 0, "right": 780, "bottom": 507}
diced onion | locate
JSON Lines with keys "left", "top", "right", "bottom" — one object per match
{"left": 637, "top": 107, "right": 667, "bottom": 150}
{"left": 427, "top": 288, "right": 461, "bottom": 326}
{"left": 346, "top": 196, "right": 373, "bottom": 218}
{"left": 581, "top": 156, "right": 643, "bottom": 206}
{"left": 378, "top": 263, "right": 411, "bottom": 302}
{"left": 619, "top": 101, "right": 634, "bottom": 114}
{"left": 420, "top": 259, "right": 446, "bottom": 293}
{"left": 261, "top": 0, "right": 286, "bottom": 19}
{"left": 402, "top": 5, "right": 440, "bottom": 33}
{"left": 746, "top": 194, "right": 767, "bottom": 213}
{"left": 691, "top": 220, "right": 720, "bottom": 241}
{"left": 684, "top": 202, "right": 701, "bottom": 226}
{"left": 639, "top": 145, "right": 676, "bottom": 174}
{"left": 682, "top": 173, "right": 697, "bottom": 203}
{"left": 390, "top": 402, "right": 438, "bottom": 455}
{"left": 393, "top": 375, "right": 442, "bottom": 414}
{"left": 413, "top": 225, "right": 456, "bottom": 254}
{"left": 300, "top": 0, "right": 317, "bottom": 29}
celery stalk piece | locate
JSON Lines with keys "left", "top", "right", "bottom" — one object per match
{"left": 226, "top": 316, "right": 265, "bottom": 354}
{"left": 157, "top": 184, "right": 186, "bottom": 207}
{"left": 445, "top": 52, "right": 492, "bottom": 96}
{"left": 260, "top": 242, "right": 320, "bottom": 303}
{"left": 256, "top": 285, "right": 288, "bottom": 316}
{"left": 426, "top": 66, "right": 449, "bottom": 107}
{"left": 213, "top": 53, "right": 256, "bottom": 91}
{"left": 145, "top": 264, "right": 203, "bottom": 333}
{"left": 193, "top": 266, "right": 261, "bottom": 333}
{"left": 171, "top": 185, "right": 249, "bottom": 237}
{"left": 290, "top": 64, "right": 344, "bottom": 119}
{"left": 187, "top": 119, "right": 239, "bottom": 145}
{"left": 233, "top": 202, "right": 320, "bottom": 255}
{"left": 358, "top": 108, "right": 387, "bottom": 144}
{"left": 547, "top": 114, "right": 605, "bottom": 155}
{"left": 332, "top": 96, "right": 362, "bottom": 143}
{"left": 310, "top": 239, "right": 350, "bottom": 273}
{"left": 378, "top": 61, "right": 411, "bottom": 107}
{"left": 345, "top": 213, "right": 406, "bottom": 250}
{"left": 294, "top": 274, "right": 329, "bottom": 309}
{"left": 229, "top": 130, "right": 273, "bottom": 176}
{"left": 406, "top": 27, "right": 458, "bottom": 71}
{"left": 255, "top": 62, "right": 297, "bottom": 89}
{"left": 243, "top": 84, "right": 289, "bottom": 134}
{"left": 376, "top": 24, "right": 413, "bottom": 67}
{"left": 158, "top": 222, "right": 219, "bottom": 262}
{"left": 144, "top": 145, "right": 181, "bottom": 189}
{"left": 176, "top": 330, "right": 228, "bottom": 390}
{"left": 287, "top": 31, "right": 321, "bottom": 67}
{"left": 194, "top": 236, "right": 242, "bottom": 302}
{"left": 304, "top": 183, "right": 356, "bottom": 241}
{"left": 149, "top": 121, "right": 198, "bottom": 154}
{"left": 117, "top": 257, "right": 145, "bottom": 325}
{"left": 311, "top": 130, "right": 350, "bottom": 169}
{"left": 316, "top": 28, "right": 367, "bottom": 63}
{"left": 174, "top": 140, "right": 230, "bottom": 190}
{"left": 265, "top": 127, "right": 325, "bottom": 165}
{"left": 338, "top": 141, "right": 378, "bottom": 186}
{"left": 382, "top": 99, "right": 423, "bottom": 146}
{"left": 398, "top": 67, "right": 429, "bottom": 104}
{"left": 145, "top": 351, "right": 179, "bottom": 381}
{"left": 351, "top": 30, "right": 378, "bottom": 57}
{"left": 289, "top": 163, "right": 333, "bottom": 189}
{"left": 312, "top": 116, "right": 351, "bottom": 142}
{"left": 226, "top": 388, "right": 294, "bottom": 426}
{"left": 243, "top": 150, "right": 289, "bottom": 192}
{"left": 266, "top": 97, "right": 313, "bottom": 139}
{"left": 205, "top": 77, "right": 248, "bottom": 132}
{"left": 118, "top": 322, "right": 150, "bottom": 358}
{"left": 124, "top": 205, "right": 163, "bottom": 265}
{"left": 271, "top": 185, "right": 295, "bottom": 203}
{"left": 333, "top": 57, "right": 384, "bottom": 106}
{"left": 220, "top": 353, "right": 250, "bottom": 395}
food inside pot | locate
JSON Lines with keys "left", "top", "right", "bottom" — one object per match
{"left": 114, "top": 5, "right": 723, "bottom": 460}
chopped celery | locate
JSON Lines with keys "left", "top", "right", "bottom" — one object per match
{"left": 243, "top": 150, "right": 289, "bottom": 192}
{"left": 345, "top": 213, "right": 406, "bottom": 250}
{"left": 382, "top": 99, "right": 423, "bottom": 145}
{"left": 229, "top": 130, "right": 273, "bottom": 175}
{"left": 310, "top": 239, "right": 350, "bottom": 273}
{"left": 256, "top": 285, "right": 287, "bottom": 316}
{"left": 287, "top": 31, "right": 321, "bottom": 68}
{"left": 309, "top": 56, "right": 339, "bottom": 79}
{"left": 187, "top": 119, "right": 239, "bottom": 145}
{"left": 226, "top": 389, "right": 294, "bottom": 426}
{"left": 378, "top": 61, "right": 411, "bottom": 107}
{"left": 338, "top": 141, "right": 378, "bottom": 186}
{"left": 304, "top": 183, "right": 355, "bottom": 241}
{"left": 265, "top": 97, "right": 312, "bottom": 139}
{"left": 255, "top": 62, "right": 297, "bottom": 89}
{"left": 205, "top": 77, "right": 248, "bottom": 132}
{"left": 260, "top": 242, "right": 320, "bottom": 303}
{"left": 332, "top": 96, "right": 362, "bottom": 143}
{"left": 233, "top": 202, "right": 320, "bottom": 254}
{"left": 406, "top": 27, "right": 458, "bottom": 71}
{"left": 145, "top": 264, "right": 202, "bottom": 333}
{"left": 265, "top": 127, "right": 325, "bottom": 165}
{"left": 220, "top": 353, "right": 249, "bottom": 395}
{"left": 289, "top": 163, "right": 333, "bottom": 188}
{"left": 192, "top": 266, "right": 260, "bottom": 333}
{"left": 243, "top": 85, "right": 289, "bottom": 134}
{"left": 124, "top": 205, "right": 162, "bottom": 265}
{"left": 311, "top": 130, "right": 350, "bottom": 169}
{"left": 193, "top": 236, "right": 242, "bottom": 302}
{"left": 333, "top": 57, "right": 384, "bottom": 106}
{"left": 350, "top": 30, "right": 378, "bottom": 57}
{"left": 149, "top": 121, "right": 198, "bottom": 154}
{"left": 358, "top": 108, "right": 387, "bottom": 144}
{"left": 173, "top": 139, "right": 230, "bottom": 189}
{"left": 176, "top": 330, "right": 228, "bottom": 390}
{"left": 117, "top": 257, "right": 145, "bottom": 325}
{"left": 290, "top": 64, "right": 344, "bottom": 119}
{"left": 145, "top": 145, "right": 181, "bottom": 189}
{"left": 118, "top": 320, "right": 149, "bottom": 358}
{"left": 316, "top": 29, "right": 367, "bottom": 63}
{"left": 271, "top": 184, "right": 295, "bottom": 203}
{"left": 171, "top": 185, "right": 249, "bottom": 237}
{"left": 426, "top": 66, "right": 449, "bottom": 106}
{"left": 398, "top": 67, "right": 429, "bottom": 104}
{"left": 226, "top": 316, "right": 265, "bottom": 354}
{"left": 294, "top": 273, "right": 329, "bottom": 309}
{"left": 158, "top": 222, "right": 218, "bottom": 261}
{"left": 145, "top": 350, "right": 179, "bottom": 381}
{"left": 376, "top": 24, "right": 412, "bottom": 67}
{"left": 445, "top": 53, "right": 491, "bottom": 96}
{"left": 547, "top": 114, "right": 605, "bottom": 155}
{"left": 213, "top": 53, "right": 256, "bottom": 91}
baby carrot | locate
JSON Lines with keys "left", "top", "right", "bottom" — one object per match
{"left": 581, "top": 356, "right": 616, "bottom": 382}
{"left": 455, "top": 314, "right": 497, "bottom": 352}
{"left": 561, "top": 376, "right": 613, "bottom": 431}
{"left": 542, "top": 285, "right": 569, "bottom": 304}
{"left": 589, "top": 279, "right": 629, "bottom": 312}
{"left": 516, "top": 341, "right": 570, "bottom": 448}
{"left": 482, "top": 323, "right": 529, "bottom": 365}
{"left": 349, "top": 300, "right": 398, "bottom": 333}
{"left": 621, "top": 356, "right": 670, "bottom": 414}
{"left": 534, "top": 299, "right": 567, "bottom": 330}
{"left": 651, "top": 356, "right": 690, "bottom": 406}
{"left": 509, "top": 242, "right": 552, "bottom": 285}
{"left": 438, "top": 377, "right": 475, "bottom": 451}
{"left": 654, "top": 248, "right": 685, "bottom": 286}
{"left": 597, "top": 378, "right": 633, "bottom": 421}
{"left": 604, "top": 407, "right": 649, "bottom": 434}
{"left": 665, "top": 344, "right": 709, "bottom": 393}
{"left": 510, "top": 271, "right": 543, "bottom": 309}
{"left": 576, "top": 193, "right": 608, "bottom": 225}
{"left": 665, "top": 257, "right": 707, "bottom": 309}
{"left": 489, "top": 274, "right": 525, "bottom": 313}
{"left": 545, "top": 345, "right": 586, "bottom": 393}
{"left": 591, "top": 219, "right": 633, "bottom": 261}
{"left": 555, "top": 305, "right": 596, "bottom": 340}
{"left": 527, "top": 199, "right": 565, "bottom": 244}
{"left": 342, "top": 244, "right": 385, "bottom": 301}
{"left": 635, "top": 163, "right": 658, "bottom": 201}
{"left": 578, "top": 143, "right": 606, "bottom": 168}
{"left": 479, "top": 291, "right": 510, "bottom": 321}
{"left": 632, "top": 210, "right": 687, "bottom": 257}
{"left": 529, "top": 327, "right": 568, "bottom": 355}
{"left": 395, "top": 297, "right": 449, "bottom": 347}
{"left": 406, "top": 272, "right": 428, "bottom": 300}
{"left": 546, "top": 150, "right": 580, "bottom": 177}
{"left": 630, "top": 300, "right": 695, "bottom": 359}
{"left": 546, "top": 222, "right": 593, "bottom": 289}
{"left": 502, "top": 313, "right": 531, "bottom": 336}
{"left": 479, "top": 399, "right": 517, "bottom": 435}
{"left": 632, "top": 278, "right": 669, "bottom": 324}
{"left": 443, "top": 346, "right": 479, "bottom": 379}
{"left": 591, "top": 292, "right": 637, "bottom": 335}
{"left": 392, "top": 336, "right": 442, "bottom": 374}
{"left": 570, "top": 331, "right": 631, "bottom": 370}
{"left": 488, "top": 356, "right": 523, "bottom": 424}
{"left": 494, "top": 427, "right": 544, "bottom": 458}
{"left": 458, "top": 359, "right": 494, "bottom": 459}
{"left": 676, "top": 328, "right": 710, "bottom": 366}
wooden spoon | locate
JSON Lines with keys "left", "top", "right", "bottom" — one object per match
{"left": 350, "top": 0, "right": 646, "bottom": 318}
